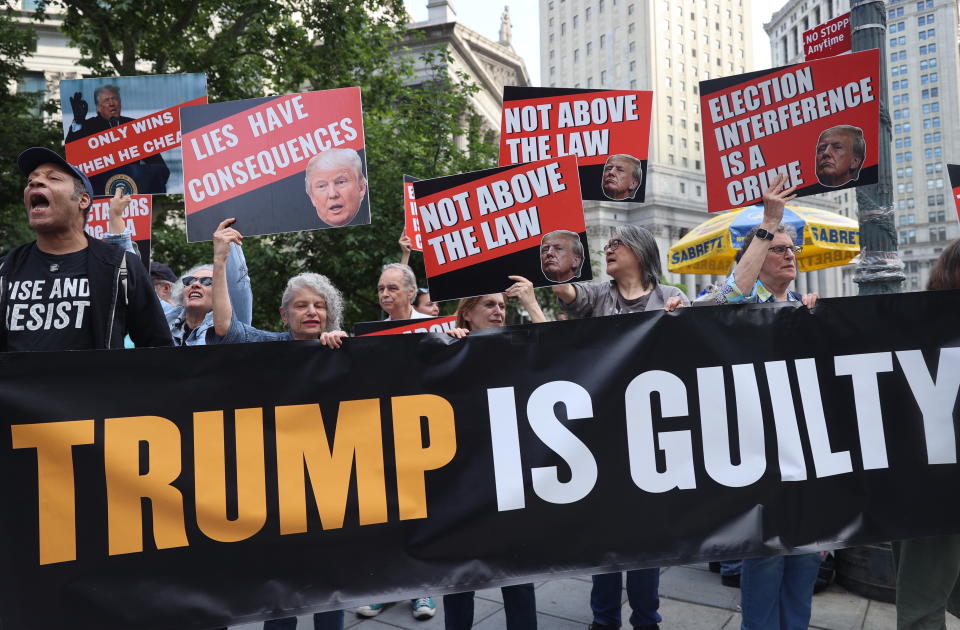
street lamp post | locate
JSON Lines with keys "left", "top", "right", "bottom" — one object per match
{"left": 851, "top": 0, "right": 905, "bottom": 294}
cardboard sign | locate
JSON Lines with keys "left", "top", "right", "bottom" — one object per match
{"left": 180, "top": 88, "right": 369, "bottom": 242}
{"left": 83, "top": 195, "right": 152, "bottom": 267}
{"left": 949, "top": 164, "right": 960, "bottom": 223}
{"left": 354, "top": 314, "right": 457, "bottom": 336}
{"left": 59, "top": 74, "right": 208, "bottom": 196}
{"left": 700, "top": 49, "right": 880, "bottom": 213}
{"left": 403, "top": 174, "right": 423, "bottom": 251}
{"left": 413, "top": 156, "right": 589, "bottom": 302}
{"left": 803, "top": 12, "right": 852, "bottom": 61}
{"left": 499, "top": 87, "right": 653, "bottom": 202}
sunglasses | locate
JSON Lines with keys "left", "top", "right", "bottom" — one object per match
{"left": 181, "top": 276, "right": 213, "bottom": 287}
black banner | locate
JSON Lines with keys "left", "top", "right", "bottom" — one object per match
{"left": 1, "top": 290, "right": 959, "bottom": 630}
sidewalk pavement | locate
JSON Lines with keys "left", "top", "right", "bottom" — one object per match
{"left": 233, "top": 562, "right": 960, "bottom": 630}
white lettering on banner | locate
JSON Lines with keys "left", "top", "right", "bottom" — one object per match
{"left": 487, "top": 347, "right": 960, "bottom": 510}
{"left": 5, "top": 278, "right": 91, "bottom": 333}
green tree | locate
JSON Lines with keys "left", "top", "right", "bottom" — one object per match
{"left": 0, "top": 1, "right": 64, "bottom": 253}
{"left": 36, "top": 0, "right": 502, "bottom": 328}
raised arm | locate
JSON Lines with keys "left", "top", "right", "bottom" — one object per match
{"left": 506, "top": 275, "right": 547, "bottom": 323}
{"left": 226, "top": 237, "right": 252, "bottom": 324}
{"left": 733, "top": 173, "right": 796, "bottom": 294}
{"left": 101, "top": 190, "right": 138, "bottom": 255}
{"left": 551, "top": 283, "right": 577, "bottom": 305}
{"left": 399, "top": 232, "right": 412, "bottom": 266}
{"left": 213, "top": 219, "right": 243, "bottom": 337}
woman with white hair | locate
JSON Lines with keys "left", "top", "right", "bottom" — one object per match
{"left": 209, "top": 220, "right": 347, "bottom": 347}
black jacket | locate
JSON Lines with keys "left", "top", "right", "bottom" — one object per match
{"left": 0, "top": 235, "right": 173, "bottom": 350}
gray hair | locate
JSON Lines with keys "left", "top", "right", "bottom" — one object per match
{"left": 93, "top": 84, "right": 120, "bottom": 105}
{"left": 818, "top": 125, "right": 865, "bottom": 163}
{"left": 615, "top": 224, "right": 662, "bottom": 288}
{"left": 280, "top": 272, "right": 343, "bottom": 332}
{"left": 607, "top": 154, "right": 643, "bottom": 192}
{"left": 735, "top": 223, "right": 800, "bottom": 263}
{"left": 380, "top": 262, "right": 417, "bottom": 303}
{"left": 172, "top": 263, "right": 213, "bottom": 306}
{"left": 542, "top": 229, "right": 584, "bottom": 277}
{"left": 304, "top": 148, "right": 366, "bottom": 193}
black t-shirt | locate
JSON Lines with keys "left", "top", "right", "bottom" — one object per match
{"left": 5, "top": 246, "right": 94, "bottom": 351}
{"left": 616, "top": 291, "right": 651, "bottom": 314}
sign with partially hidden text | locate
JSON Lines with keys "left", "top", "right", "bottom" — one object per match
{"left": 1, "top": 291, "right": 959, "bottom": 630}
{"left": 499, "top": 87, "right": 653, "bottom": 202}
{"left": 180, "top": 88, "right": 369, "bottom": 242}
{"left": 59, "top": 73, "right": 207, "bottom": 196}
{"left": 412, "top": 156, "right": 590, "bottom": 301}
{"left": 700, "top": 49, "right": 880, "bottom": 213}
{"left": 949, "top": 164, "right": 960, "bottom": 223}
{"left": 403, "top": 174, "right": 423, "bottom": 251}
{"left": 84, "top": 195, "right": 152, "bottom": 266}
{"left": 354, "top": 314, "right": 457, "bottom": 336}
{"left": 803, "top": 13, "right": 852, "bottom": 61}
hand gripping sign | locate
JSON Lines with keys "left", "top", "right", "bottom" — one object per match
{"left": 84, "top": 195, "right": 153, "bottom": 268}
{"left": 700, "top": 49, "right": 879, "bottom": 213}
{"left": 949, "top": 164, "right": 960, "bottom": 223}
{"left": 180, "top": 88, "right": 369, "bottom": 242}
{"left": 499, "top": 87, "right": 653, "bottom": 202}
{"left": 413, "top": 155, "right": 590, "bottom": 302}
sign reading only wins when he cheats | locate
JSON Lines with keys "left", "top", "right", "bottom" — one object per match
{"left": 413, "top": 155, "right": 590, "bottom": 302}
{"left": 60, "top": 73, "right": 207, "bottom": 196}
{"left": 499, "top": 87, "right": 653, "bottom": 202}
{"left": 700, "top": 49, "right": 879, "bottom": 213}
{"left": 180, "top": 88, "right": 369, "bottom": 242}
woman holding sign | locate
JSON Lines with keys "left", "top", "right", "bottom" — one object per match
{"left": 551, "top": 224, "right": 687, "bottom": 630}
{"left": 443, "top": 276, "right": 544, "bottom": 630}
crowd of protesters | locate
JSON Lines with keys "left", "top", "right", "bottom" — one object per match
{"left": 4, "top": 146, "right": 958, "bottom": 630}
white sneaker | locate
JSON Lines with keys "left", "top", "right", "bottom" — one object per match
{"left": 356, "top": 603, "right": 387, "bottom": 617}
{"left": 411, "top": 597, "right": 436, "bottom": 620}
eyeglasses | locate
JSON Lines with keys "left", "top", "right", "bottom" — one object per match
{"left": 603, "top": 239, "right": 623, "bottom": 252}
{"left": 768, "top": 245, "right": 803, "bottom": 257}
{"left": 181, "top": 276, "right": 213, "bottom": 287}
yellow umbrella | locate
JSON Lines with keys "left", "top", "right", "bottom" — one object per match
{"left": 667, "top": 204, "right": 861, "bottom": 275}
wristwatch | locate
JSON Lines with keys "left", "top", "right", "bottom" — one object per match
{"left": 755, "top": 228, "right": 775, "bottom": 241}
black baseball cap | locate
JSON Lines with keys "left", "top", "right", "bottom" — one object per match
{"left": 150, "top": 261, "right": 177, "bottom": 284}
{"left": 17, "top": 147, "right": 94, "bottom": 199}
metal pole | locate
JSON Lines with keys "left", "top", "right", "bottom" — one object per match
{"left": 852, "top": 0, "right": 904, "bottom": 294}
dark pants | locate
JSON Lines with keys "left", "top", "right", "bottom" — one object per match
{"left": 894, "top": 535, "right": 960, "bottom": 630}
{"left": 590, "top": 569, "right": 661, "bottom": 628}
{"left": 262, "top": 610, "right": 344, "bottom": 629}
{"left": 444, "top": 584, "right": 537, "bottom": 630}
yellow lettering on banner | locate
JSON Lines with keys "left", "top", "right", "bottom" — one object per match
{"left": 275, "top": 401, "right": 387, "bottom": 534}
{"left": 391, "top": 395, "right": 457, "bottom": 521}
{"left": 104, "top": 416, "right": 188, "bottom": 555}
{"left": 11, "top": 420, "right": 95, "bottom": 565}
{"left": 194, "top": 409, "right": 267, "bottom": 543}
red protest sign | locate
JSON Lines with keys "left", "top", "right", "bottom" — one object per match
{"left": 84, "top": 195, "right": 153, "bottom": 266}
{"left": 413, "top": 155, "right": 589, "bottom": 302}
{"left": 66, "top": 96, "right": 207, "bottom": 178}
{"left": 499, "top": 87, "right": 653, "bottom": 202}
{"left": 180, "top": 88, "right": 368, "bottom": 242}
{"left": 700, "top": 49, "right": 879, "bottom": 213}
{"left": 948, "top": 164, "right": 960, "bottom": 223}
{"left": 803, "top": 13, "right": 852, "bottom": 61}
{"left": 403, "top": 174, "right": 423, "bottom": 251}
{"left": 354, "top": 314, "right": 457, "bottom": 336}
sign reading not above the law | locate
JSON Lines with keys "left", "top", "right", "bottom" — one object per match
{"left": 700, "top": 49, "right": 879, "bottom": 213}
{"left": 180, "top": 88, "right": 369, "bottom": 242}
{"left": 413, "top": 155, "right": 590, "bottom": 302}
{"left": 499, "top": 87, "right": 653, "bottom": 202}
